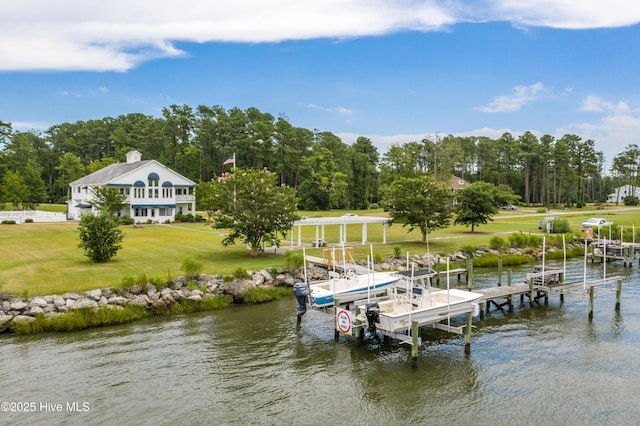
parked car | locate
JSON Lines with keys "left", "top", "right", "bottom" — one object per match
{"left": 538, "top": 216, "right": 559, "bottom": 230}
{"left": 581, "top": 217, "right": 610, "bottom": 228}
{"left": 501, "top": 205, "right": 517, "bottom": 210}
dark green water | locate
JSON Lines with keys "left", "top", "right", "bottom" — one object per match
{"left": 1, "top": 259, "right": 639, "bottom": 425}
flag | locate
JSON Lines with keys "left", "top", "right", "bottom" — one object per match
{"left": 223, "top": 155, "right": 235, "bottom": 166}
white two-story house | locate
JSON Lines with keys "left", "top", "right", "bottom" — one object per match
{"left": 67, "top": 150, "right": 196, "bottom": 222}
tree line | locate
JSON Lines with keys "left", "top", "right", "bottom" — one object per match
{"left": 1, "top": 104, "right": 639, "bottom": 210}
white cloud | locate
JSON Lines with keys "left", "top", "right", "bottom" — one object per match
{"left": 305, "top": 103, "right": 354, "bottom": 116}
{"left": 3, "top": 1, "right": 640, "bottom": 71}
{"left": 580, "top": 95, "right": 631, "bottom": 114}
{"left": 476, "top": 82, "right": 546, "bottom": 113}
{"left": 481, "top": 1, "right": 640, "bottom": 29}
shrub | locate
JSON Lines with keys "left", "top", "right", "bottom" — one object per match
{"left": 369, "top": 203, "right": 379, "bottom": 209}
{"left": 121, "top": 275, "right": 136, "bottom": 287}
{"left": 284, "top": 250, "right": 304, "bottom": 272}
{"left": 536, "top": 207, "right": 547, "bottom": 213}
{"left": 135, "top": 273, "right": 148, "bottom": 286}
{"left": 233, "top": 267, "right": 250, "bottom": 279}
{"left": 393, "top": 245, "right": 401, "bottom": 257}
{"left": 181, "top": 257, "right": 203, "bottom": 279}
{"left": 175, "top": 212, "right": 195, "bottom": 222}
{"left": 1, "top": 220, "right": 16, "bottom": 224}
{"left": 148, "top": 276, "right": 165, "bottom": 288}
{"left": 489, "top": 236, "right": 506, "bottom": 251}
{"left": 119, "top": 215, "right": 135, "bottom": 225}
{"left": 508, "top": 232, "right": 528, "bottom": 248}
{"left": 77, "top": 214, "right": 124, "bottom": 262}
{"left": 374, "top": 253, "right": 382, "bottom": 263}
{"left": 461, "top": 245, "right": 476, "bottom": 255}
{"left": 551, "top": 218, "right": 571, "bottom": 234}
{"left": 25, "top": 218, "right": 33, "bottom": 223}
{"left": 624, "top": 195, "right": 639, "bottom": 206}
{"left": 526, "top": 234, "right": 543, "bottom": 248}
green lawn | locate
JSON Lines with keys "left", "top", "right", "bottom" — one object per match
{"left": 1, "top": 205, "right": 638, "bottom": 296}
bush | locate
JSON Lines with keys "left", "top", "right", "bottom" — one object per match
{"left": 25, "top": 218, "right": 33, "bottom": 223}
{"left": 284, "top": 250, "right": 304, "bottom": 271}
{"left": 369, "top": 203, "right": 379, "bottom": 209}
{"left": 551, "top": 218, "right": 571, "bottom": 234}
{"left": 527, "top": 234, "right": 543, "bottom": 248}
{"left": 175, "top": 212, "right": 195, "bottom": 222}
{"left": 536, "top": 207, "right": 547, "bottom": 213}
{"left": 461, "top": 245, "right": 476, "bottom": 255}
{"left": 489, "top": 236, "right": 506, "bottom": 251}
{"left": 181, "top": 257, "right": 203, "bottom": 279}
{"left": 624, "top": 195, "right": 639, "bottom": 206}
{"left": 393, "top": 245, "right": 401, "bottom": 257}
{"left": 119, "top": 215, "right": 134, "bottom": 225}
{"left": 1, "top": 220, "right": 16, "bottom": 224}
{"left": 77, "top": 214, "right": 124, "bottom": 262}
{"left": 508, "top": 232, "right": 528, "bottom": 248}
{"left": 121, "top": 275, "right": 136, "bottom": 287}
{"left": 233, "top": 267, "right": 250, "bottom": 279}
{"left": 135, "top": 273, "right": 148, "bottom": 286}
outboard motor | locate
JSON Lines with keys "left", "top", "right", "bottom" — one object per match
{"left": 364, "top": 302, "right": 380, "bottom": 334}
{"left": 293, "top": 282, "right": 309, "bottom": 323}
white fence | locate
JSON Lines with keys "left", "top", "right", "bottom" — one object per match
{"left": 0, "top": 210, "right": 67, "bottom": 223}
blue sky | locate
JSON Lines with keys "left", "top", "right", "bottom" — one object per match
{"left": 2, "top": 1, "right": 640, "bottom": 168}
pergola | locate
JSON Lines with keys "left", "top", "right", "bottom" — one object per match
{"left": 288, "top": 216, "right": 391, "bottom": 248}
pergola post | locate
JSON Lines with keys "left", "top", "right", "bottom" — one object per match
{"left": 362, "top": 223, "right": 367, "bottom": 245}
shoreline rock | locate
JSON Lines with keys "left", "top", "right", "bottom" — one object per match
{"left": 0, "top": 267, "right": 325, "bottom": 332}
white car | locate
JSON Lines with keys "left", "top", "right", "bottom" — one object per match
{"left": 581, "top": 217, "right": 610, "bottom": 228}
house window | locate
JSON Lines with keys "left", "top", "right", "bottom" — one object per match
{"left": 134, "top": 208, "right": 148, "bottom": 217}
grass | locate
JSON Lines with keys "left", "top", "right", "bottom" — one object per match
{"left": 1, "top": 204, "right": 638, "bottom": 297}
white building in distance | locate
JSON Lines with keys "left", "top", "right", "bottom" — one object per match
{"left": 66, "top": 150, "right": 196, "bottom": 222}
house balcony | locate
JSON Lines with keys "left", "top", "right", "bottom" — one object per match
{"left": 175, "top": 194, "right": 195, "bottom": 203}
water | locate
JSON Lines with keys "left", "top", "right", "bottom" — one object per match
{"left": 1, "top": 258, "right": 640, "bottom": 425}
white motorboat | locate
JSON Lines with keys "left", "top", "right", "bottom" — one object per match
{"left": 308, "top": 270, "right": 401, "bottom": 308}
{"left": 363, "top": 287, "right": 483, "bottom": 333}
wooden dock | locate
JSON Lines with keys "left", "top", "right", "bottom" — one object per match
{"left": 587, "top": 240, "right": 640, "bottom": 267}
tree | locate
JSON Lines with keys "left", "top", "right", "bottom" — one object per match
{"left": 348, "top": 137, "right": 380, "bottom": 209}
{"left": 205, "top": 168, "right": 299, "bottom": 256}
{"left": 1, "top": 171, "right": 30, "bottom": 209}
{"left": 77, "top": 214, "right": 124, "bottom": 262}
{"left": 381, "top": 175, "right": 453, "bottom": 243}
{"left": 90, "top": 186, "right": 128, "bottom": 217}
{"left": 454, "top": 181, "right": 500, "bottom": 232}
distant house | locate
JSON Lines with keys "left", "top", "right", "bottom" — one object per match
{"left": 606, "top": 185, "right": 640, "bottom": 204}
{"left": 447, "top": 175, "right": 470, "bottom": 205}
{"left": 67, "top": 150, "right": 196, "bottom": 222}
{"left": 449, "top": 176, "right": 470, "bottom": 191}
